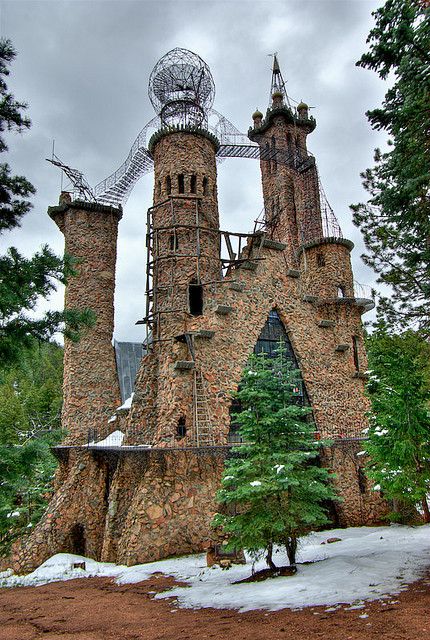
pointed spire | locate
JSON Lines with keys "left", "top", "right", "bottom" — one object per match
{"left": 269, "top": 53, "right": 291, "bottom": 109}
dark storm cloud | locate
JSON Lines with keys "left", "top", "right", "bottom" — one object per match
{"left": 0, "top": 0, "right": 387, "bottom": 340}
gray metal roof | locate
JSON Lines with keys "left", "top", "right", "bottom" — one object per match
{"left": 114, "top": 340, "right": 145, "bottom": 403}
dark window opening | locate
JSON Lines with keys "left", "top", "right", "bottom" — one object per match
{"left": 292, "top": 201, "right": 297, "bottom": 226}
{"left": 169, "top": 233, "right": 178, "bottom": 252}
{"left": 202, "top": 176, "right": 209, "bottom": 195}
{"left": 271, "top": 136, "right": 277, "bottom": 173}
{"left": 358, "top": 467, "right": 367, "bottom": 494}
{"left": 352, "top": 335, "right": 360, "bottom": 371}
{"left": 176, "top": 417, "right": 187, "bottom": 438}
{"left": 265, "top": 142, "right": 271, "bottom": 173}
{"left": 189, "top": 280, "right": 203, "bottom": 316}
{"left": 69, "top": 523, "right": 86, "bottom": 556}
{"left": 317, "top": 253, "right": 325, "bottom": 267}
{"left": 178, "top": 174, "right": 185, "bottom": 194}
{"left": 166, "top": 175, "right": 171, "bottom": 195}
{"left": 337, "top": 286, "right": 345, "bottom": 298}
{"left": 229, "top": 310, "right": 310, "bottom": 442}
{"left": 190, "top": 174, "right": 197, "bottom": 194}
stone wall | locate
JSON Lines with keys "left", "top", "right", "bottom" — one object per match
{"left": 11, "top": 451, "right": 109, "bottom": 574}
{"left": 103, "top": 451, "right": 225, "bottom": 565}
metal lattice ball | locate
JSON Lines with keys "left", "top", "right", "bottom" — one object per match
{"left": 148, "top": 48, "right": 215, "bottom": 128}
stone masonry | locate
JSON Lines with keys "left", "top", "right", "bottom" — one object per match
{"left": 10, "top": 57, "right": 388, "bottom": 574}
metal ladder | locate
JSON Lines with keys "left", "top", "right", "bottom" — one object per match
{"left": 193, "top": 370, "right": 215, "bottom": 447}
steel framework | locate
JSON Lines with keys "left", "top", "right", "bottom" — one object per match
{"left": 149, "top": 48, "right": 215, "bottom": 128}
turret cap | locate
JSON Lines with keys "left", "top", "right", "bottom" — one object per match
{"left": 252, "top": 109, "right": 263, "bottom": 119}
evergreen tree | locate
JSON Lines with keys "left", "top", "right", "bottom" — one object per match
{"left": 0, "top": 339, "right": 63, "bottom": 555}
{"left": 364, "top": 329, "right": 430, "bottom": 523}
{"left": 351, "top": 0, "right": 430, "bottom": 330}
{"left": 213, "top": 346, "right": 337, "bottom": 570}
{"left": 0, "top": 38, "right": 94, "bottom": 365}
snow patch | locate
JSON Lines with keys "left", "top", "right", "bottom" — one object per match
{"left": 88, "top": 430, "right": 124, "bottom": 447}
{"left": 117, "top": 393, "right": 134, "bottom": 411}
{"left": 2, "top": 526, "right": 430, "bottom": 613}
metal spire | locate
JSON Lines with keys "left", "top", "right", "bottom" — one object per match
{"left": 269, "top": 53, "right": 292, "bottom": 109}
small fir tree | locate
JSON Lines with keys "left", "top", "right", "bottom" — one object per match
{"left": 364, "top": 329, "right": 430, "bottom": 522}
{"left": 213, "top": 345, "right": 338, "bottom": 571}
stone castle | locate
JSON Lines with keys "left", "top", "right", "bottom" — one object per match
{"left": 12, "top": 50, "right": 385, "bottom": 573}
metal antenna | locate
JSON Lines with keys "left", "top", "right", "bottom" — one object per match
{"left": 46, "top": 154, "right": 97, "bottom": 203}
{"left": 269, "top": 53, "right": 292, "bottom": 109}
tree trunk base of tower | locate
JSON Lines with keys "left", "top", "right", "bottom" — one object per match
{"left": 8, "top": 444, "right": 389, "bottom": 575}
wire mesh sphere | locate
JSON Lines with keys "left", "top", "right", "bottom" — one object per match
{"left": 149, "top": 48, "right": 215, "bottom": 128}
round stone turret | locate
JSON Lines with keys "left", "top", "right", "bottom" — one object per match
{"left": 272, "top": 91, "right": 283, "bottom": 107}
{"left": 297, "top": 101, "right": 309, "bottom": 118}
{"left": 252, "top": 109, "right": 263, "bottom": 128}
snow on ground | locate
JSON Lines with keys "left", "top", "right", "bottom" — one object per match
{"left": 1, "top": 525, "right": 430, "bottom": 612}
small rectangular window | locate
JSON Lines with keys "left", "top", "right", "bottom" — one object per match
{"left": 352, "top": 335, "right": 360, "bottom": 371}
{"left": 190, "top": 175, "right": 197, "bottom": 194}
{"left": 178, "top": 174, "right": 185, "bottom": 194}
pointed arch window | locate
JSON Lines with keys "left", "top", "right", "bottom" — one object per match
{"left": 228, "top": 310, "right": 309, "bottom": 443}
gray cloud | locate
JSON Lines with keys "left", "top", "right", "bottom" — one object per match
{"left": 1, "top": 0, "right": 387, "bottom": 340}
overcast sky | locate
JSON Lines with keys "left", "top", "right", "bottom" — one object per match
{"left": 1, "top": 0, "right": 388, "bottom": 342}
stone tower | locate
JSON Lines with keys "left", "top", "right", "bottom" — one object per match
{"left": 48, "top": 195, "right": 123, "bottom": 443}
{"left": 10, "top": 50, "right": 387, "bottom": 574}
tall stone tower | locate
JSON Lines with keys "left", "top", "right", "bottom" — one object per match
{"left": 11, "top": 50, "right": 387, "bottom": 575}
{"left": 48, "top": 195, "right": 122, "bottom": 443}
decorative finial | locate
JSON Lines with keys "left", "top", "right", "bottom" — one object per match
{"left": 268, "top": 53, "right": 291, "bottom": 110}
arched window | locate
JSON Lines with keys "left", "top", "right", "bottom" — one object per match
{"left": 352, "top": 335, "right": 360, "bottom": 371}
{"left": 178, "top": 174, "right": 185, "bottom": 194}
{"left": 202, "top": 176, "right": 209, "bottom": 196}
{"left": 271, "top": 136, "right": 277, "bottom": 173}
{"left": 169, "top": 233, "right": 178, "bottom": 252}
{"left": 166, "top": 175, "right": 171, "bottom": 195}
{"left": 176, "top": 417, "right": 186, "bottom": 438}
{"left": 317, "top": 253, "right": 325, "bottom": 267}
{"left": 265, "top": 142, "right": 271, "bottom": 173}
{"left": 190, "top": 174, "right": 197, "bottom": 194}
{"left": 337, "top": 286, "right": 345, "bottom": 298}
{"left": 229, "top": 309, "right": 309, "bottom": 442}
{"left": 189, "top": 279, "right": 203, "bottom": 316}
{"left": 69, "top": 523, "right": 86, "bottom": 556}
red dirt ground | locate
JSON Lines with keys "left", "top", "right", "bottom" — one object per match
{"left": 0, "top": 572, "right": 429, "bottom": 640}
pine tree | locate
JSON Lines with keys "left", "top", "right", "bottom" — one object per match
{"left": 0, "top": 339, "right": 63, "bottom": 555}
{"left": 351, "top": 0, "right": 430, "bottom": 330}
{"left": 364, "top": 329, "right": 430, "bottom": 523}
{"left": 0, "top": 38, "right": 94, "bottom": 365}
{"left": 213, "top": 346, "right": 337, "bottom": 571}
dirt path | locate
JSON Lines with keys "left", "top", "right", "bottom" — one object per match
{"left": 0, "top": 572, "right": 429, "bottom": 640}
